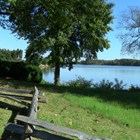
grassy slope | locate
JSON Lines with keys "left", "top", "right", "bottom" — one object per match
{"left": 0, "top": 79, "right": 140, "bottom": 140}
{"left": 37, "top": 92, "right": 140, "bottom": 140}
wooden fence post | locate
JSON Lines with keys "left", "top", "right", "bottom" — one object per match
{"left": 21, "top": 86, "right": 39, "bottom": 140}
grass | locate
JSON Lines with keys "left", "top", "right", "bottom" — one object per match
{"left": 37, "top": 92, "right": 140, "bottom": 140}
{"left": 0, "top": 78, "right": 140, "bottom": 139}
{"left": 64, "top": 94, "right": 140, "bottom": 127}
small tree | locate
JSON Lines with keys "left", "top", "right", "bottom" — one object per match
{"left": 118, "top": 7, "right": 140, "bottom": 56}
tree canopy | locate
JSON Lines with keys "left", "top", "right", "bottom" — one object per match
{"left": 118, "top": 7, "right": 140, "bottom": 56}
{"left": 0, "top": 0, "right": 114, "bottom": 85}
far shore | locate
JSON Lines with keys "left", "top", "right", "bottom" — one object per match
{"left": 39, "top": 64, "right": 49, "bottom": 69}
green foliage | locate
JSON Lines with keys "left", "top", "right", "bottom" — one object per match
{"left": 66, "top": 76, "right": 126, "bottom": 90}
{"left": 0, "top": 49, "right": 23, "bottom": 61}
{"left": 41, "top": 57, "right": 50, "bottom": 65}
{"left": 66, "top": 76, "right": 93, "bottom": 88}
{"left": 129, "top": 85, "right": 140, "bottom": 91}
{"left": 93, "top": 79, "right": 126, "bottom": 90}
{"left": 113, "top": 78, "right": 126, "bottom": 90}
{"left": 0, "top": 60, "right": 42, "bottom": 83}
{"left": 25, "top": 43, "right": 43, "bottom": 66}
{"left": 93, "top": 79, "right": 114, "bottom": 89}
{"left": 24, "top": 64, "right": 43, "bottom": 83}
{"left": 0, "top": 60, "right": 13, "bottom": 77}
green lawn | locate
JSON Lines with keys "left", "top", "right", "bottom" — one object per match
{"left": 37, "top": 92, "right": 140, "bottom": 140}
{"left": 0, "top": 79, "right": 140, "bottom": 140}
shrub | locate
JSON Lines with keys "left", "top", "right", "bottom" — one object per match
{"left": 66, "top": 76, "right": 93, "bottom": 88}
{"left": 24, "top": 64, "right": 42, "bottom": 83}
{"left": 66, "top": 77, "right": 127, "bottom": 90}
{"left": 113, "top": 78, "right": 126, "bottom": 90}
{"left": 0, "top": 60, "right": 42, "bottom": 83}
{"left": 93, "top": 79, "right": 113, "bottom": 89}
{"left": 0, "top": 60, "right": 13, "bottom": 77}
{"left": 93, "top": 79, "right": 126, "bottom": 90}
{"left": 129, "top": 85, "right": 140, "bottom": 91}
{"left": 10, "top": 61, "right": 26, "bottom": 80}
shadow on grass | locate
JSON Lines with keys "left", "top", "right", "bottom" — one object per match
{"left": 0, "top": 101, "right": 28, "bottom": 139}
{"left": 47, "top": 85, "right": 140, "bottom": 109}
{"left": 1, "top": 111, "right": 18, "bottom": 139}
{"left": 0, "top": 78, "right": 140, "bottom": 109}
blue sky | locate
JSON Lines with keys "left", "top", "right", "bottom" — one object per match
{"left": 0, "top": 0, "right": 140, "bottom": 60}
{"left": 98, "top": 0, "right": 140, "bottom": 60}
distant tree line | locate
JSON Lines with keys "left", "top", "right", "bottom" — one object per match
{"left": 79, "top": 59, "right": 140, "bottom": 66}
{"left": 0, "top": 49, "right": 23, "bottom": 61}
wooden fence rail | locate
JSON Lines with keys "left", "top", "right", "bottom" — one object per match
{"left": 0, "top": 87, "right": 110, "bottom": 140}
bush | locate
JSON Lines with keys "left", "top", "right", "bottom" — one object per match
{"left": 10, "top": 61, "right": 26, "bottom": 80}
{"left": 113, "top": 78, "right": 126, "bottom": 90}
{"left": 129, "top": 85, "right": 140, "bottom": 91}
{"left": 24, "top": 64, "right": 42, "bottom": 83}
{"left": 93, "top": 79, "right": 126, "bottom": 90}
{"left": 66, "top": 77, "right": 127, "bottom": 90}
{"left": 66, "top": 76, "right": 93, "bottom": 88}
{"left": 0, "top": 60, "right": 13, "bottom": 77}
{"left": 93, "top": 79, "right": 114, "bottom": 89}
{"left": 0, "top": 60, "right": 42, "bottom": 83}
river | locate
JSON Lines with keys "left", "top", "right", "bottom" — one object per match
{"left": 43, "top": 64, "right": 140, "bottom": 88}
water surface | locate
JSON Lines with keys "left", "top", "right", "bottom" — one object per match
{"left": 43, "top": 65, "right": 140, "bottom": 87}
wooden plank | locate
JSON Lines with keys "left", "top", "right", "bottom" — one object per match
{"left": 20, "top": 87, "right": 39, "bottom": 140}
{"left": 5, "top": 124, "right": 71, "bottom": 140}
{"left": 0, "top": 87, "right": 31, "bottom": 94}
{"left": 31, "top": 129, "right": 72, "bottom": 140}
{"left": 38, "top": 98, "right": 47, "bottom": 103}
{"left": 15, "top": 115, "right": 102, "bottom": 140}
{"left": 0, "top": 95, "right": 30, "bottom": 107}
{"left": 28, "top": 86, "right": 39, "bottom": 118}
{"left": 0, "top": 101, "right": 27, "bottom": 111}
{"left": 5, "top": 123, "right": 25, "bottom": 134}
{"left": 0, "top": 93, "right": 47, "bottom": 103}
{"left": 0, "top": 93, "right": 32, "bottom": 100}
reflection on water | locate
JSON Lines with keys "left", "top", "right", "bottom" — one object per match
{"left": 43, "top": 64, "right": 140, "bottom": 87}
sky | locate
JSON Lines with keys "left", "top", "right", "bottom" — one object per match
{"left": 0, "top": 0, "right": 140, "bottom": 60}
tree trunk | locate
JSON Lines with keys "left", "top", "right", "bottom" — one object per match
{"left": 54, "top": 62, "right": 60, "bottom": 86}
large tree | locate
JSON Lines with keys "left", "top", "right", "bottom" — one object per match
{"left": 0, "top": 0, "right": 114, "bottom": 85}
{"left": 118, "top": 7, "right": 140, "bottom": 56}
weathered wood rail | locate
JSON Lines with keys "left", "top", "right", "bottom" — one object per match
{"left": 0, "top": 87, "right": 110, "bottom": 140}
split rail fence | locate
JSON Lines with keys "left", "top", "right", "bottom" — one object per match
{"left": 0, "top": 87, "right": 110, "bottom": 140}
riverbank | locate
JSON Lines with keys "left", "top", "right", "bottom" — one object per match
{"left": 0, "top": 78, "right": 140, "bottom": 140}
